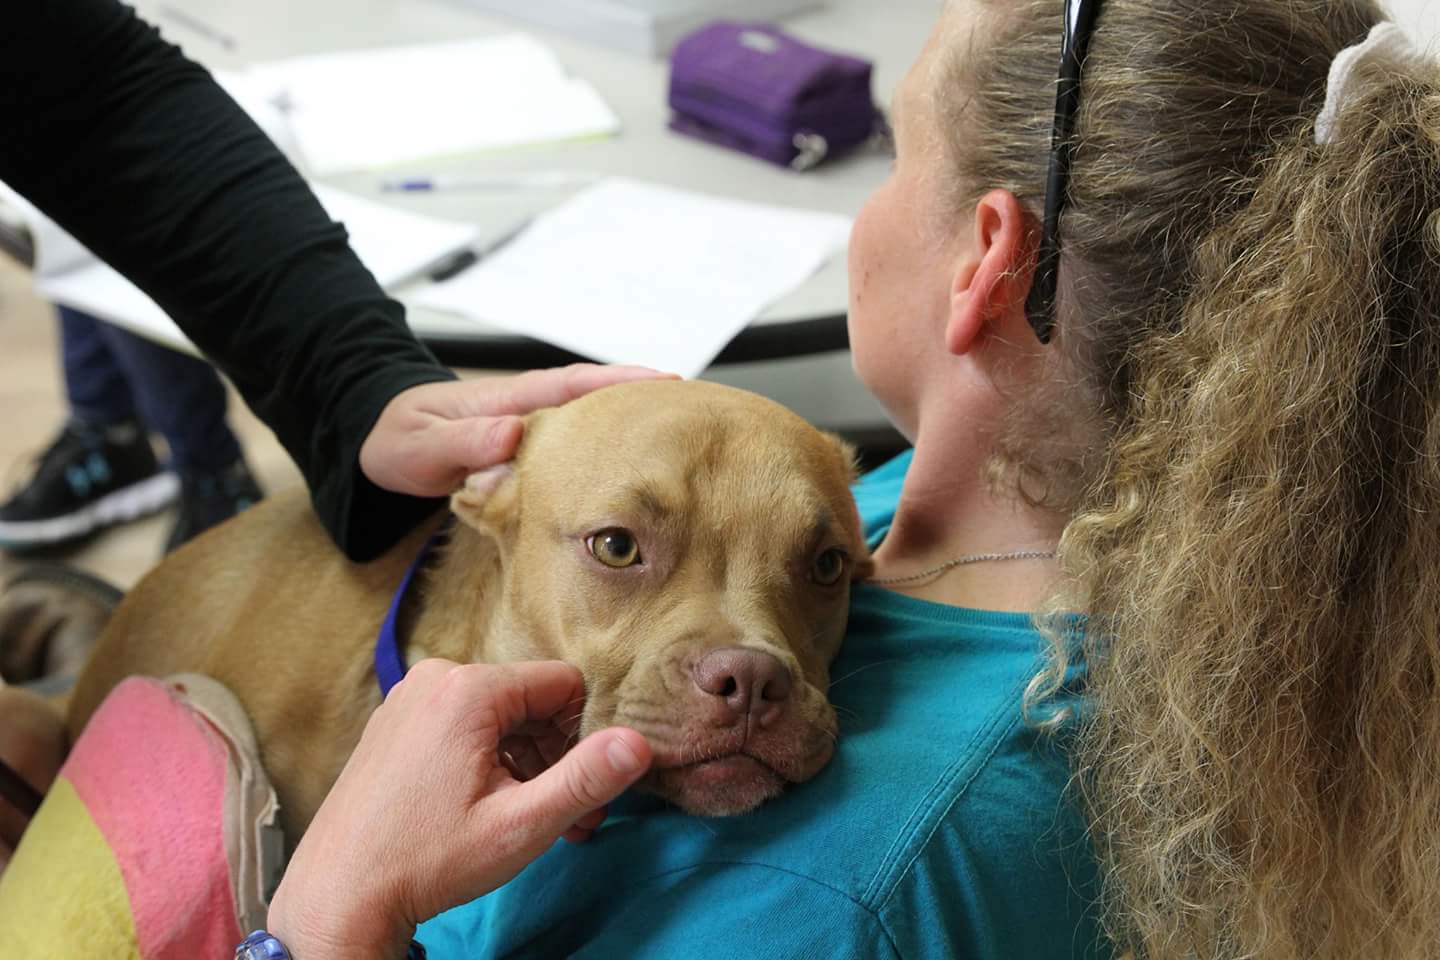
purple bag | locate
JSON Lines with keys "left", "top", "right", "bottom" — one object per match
{"left": 668, "top": 22, "right": 877, "bottom": 171}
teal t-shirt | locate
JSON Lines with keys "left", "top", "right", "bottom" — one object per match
{"left": 416, "top": 452, "right": 1107, "bottom": 959}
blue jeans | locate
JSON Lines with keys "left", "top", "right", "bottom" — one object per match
{"left": 59, "top": 307, "right": 242, "bottom": 475}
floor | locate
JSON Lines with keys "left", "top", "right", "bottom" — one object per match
{"left": 0, "top": 254, "right": 301, "bottom": 592}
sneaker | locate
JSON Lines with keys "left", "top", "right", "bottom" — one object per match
{"left": 0, "top": 419, "right": 179, "bottom": 552}
{"left": 164, "top": 459, "right": 264, "bottom": 552}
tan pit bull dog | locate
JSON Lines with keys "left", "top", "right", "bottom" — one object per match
{"left": 6, "top": 380, "right": 870, "bottom": 848}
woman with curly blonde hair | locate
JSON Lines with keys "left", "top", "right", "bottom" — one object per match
{"left": 950, "top": 0, "right": 1440, "bottom": 956}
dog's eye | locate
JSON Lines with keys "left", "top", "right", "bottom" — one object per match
{"left": 588, "top": 529, "right": 642, "bottom": 568}
{"left": 811, "top": 548, "right": 848, "bottom": 586}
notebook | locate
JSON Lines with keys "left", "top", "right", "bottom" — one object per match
{"left": 242, "top": 35, "right": 621, "bottom": 175}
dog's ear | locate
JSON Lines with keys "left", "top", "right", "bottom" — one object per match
{"left": 820, "top": 432, "right": 874, "bottom": 581}
{"left": 452, "top": 409, "right": 553, "bottom": 538}
{"left": 821, "top": 432, "right": 861, "bottom": 484}
{"left": 451, "top": 464, "right": 520, "bottom": 540}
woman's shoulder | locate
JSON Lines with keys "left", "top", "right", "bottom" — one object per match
{"left": 629, "top": 593, "right": 1066, "bottom": 900}
{"left": 418, "top": 599, "right": 1104, "bottom": 959}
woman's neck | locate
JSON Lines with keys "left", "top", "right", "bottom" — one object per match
{"left": 870, "top": 416, "right": 1067, "bottom": 613}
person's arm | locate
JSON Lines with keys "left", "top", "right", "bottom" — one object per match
{"left": 2, "top": 0, "right": 459, "bottom": 559}
{"left": 265, "top": 658, "right": 652, "bottom": 958}
{"left": 3, "top": 2, "right": 676, "bottom": 563}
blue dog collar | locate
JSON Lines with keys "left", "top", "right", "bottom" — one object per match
{"left": 374, "top": 531, "right": 445, "bottom": 699}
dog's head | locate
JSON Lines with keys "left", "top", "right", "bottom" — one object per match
{"left": 451, "top": 380, "right": 868, "bottom": 816}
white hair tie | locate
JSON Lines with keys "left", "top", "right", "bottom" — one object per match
{"left": 1316, "top": 22, "right": 1416, "bottom": 144}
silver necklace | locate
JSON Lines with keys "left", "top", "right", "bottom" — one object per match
{"left": 865, "top": 549, "right": 1057, "bottom": 586}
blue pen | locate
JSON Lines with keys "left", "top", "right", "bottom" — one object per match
{"left": 381, "top": 172, "right": 596, "bottom": 192}
{"left": 385, "top": 179, "right": 440, "bottom": 192}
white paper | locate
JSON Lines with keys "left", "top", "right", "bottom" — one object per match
{"left": 0, "top": 182, "right": 94, "bottom": 278}
{"left": 34, "top": 259, "right": 183, "bottom": 349}
{"left": 414, "top": 178, "right": 853, "bottom": 377}
{"left": 310, "top": 186, "right": 482, "bottom": 289}
{"left": 245, "top": 35, "right": 621, "bottom": 175}
{"left": 4, "top": 183, "right": 480, "bottom": 352}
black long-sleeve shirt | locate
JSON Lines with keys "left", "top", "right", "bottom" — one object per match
{"left": 2, "top": 0, "right": 455, "bottom": 561}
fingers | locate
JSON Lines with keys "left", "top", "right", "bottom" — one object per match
{"left": 360, "top": 366, "right": 680, "bottom": 498}
{"left": 502, "top": 727, "right": 651, "bottom": 839}
{"left": 387, "top": 661, "right": 648, "bottom": 844}
{"left": 571, "top": 807, "right": 607, "bottom": 833}
{"left": 421, "top": 366, "right": 675, "bottom": 478}
{"left": 485, "top": 661, "right": 588, "bottom": 735}
{"left": 498, "top": 736, "right": 550, "bottom": 782}
{"left": 476, "top": 364, "right": 678, "bottom": 418}
{"left": 360, "top": 364, "right": 673, "bottom": 495}
{"left": 439, "top": 414, "right": 524, "bottom": 479}
{"left": 394, "top": 661, "right": 588, "bottom": 765}
{"left": 560, "top": 806, "right": 608, "bottom": 844}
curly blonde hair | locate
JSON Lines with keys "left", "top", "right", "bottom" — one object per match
{"left": 938, "top": 1, "right": 1440, "bottom": 956}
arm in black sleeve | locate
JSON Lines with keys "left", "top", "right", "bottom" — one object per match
{"left": 0, "top": 0, "right": 456, "bottom": 561}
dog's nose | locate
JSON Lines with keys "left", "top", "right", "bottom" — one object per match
{"left": 692, "top": 647, "right": 793, "bottom": 728}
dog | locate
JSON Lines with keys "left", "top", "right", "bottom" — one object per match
{"left": 8, "top": 380, "right": 869, "bottom": 847}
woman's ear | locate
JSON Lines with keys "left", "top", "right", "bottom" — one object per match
{"left": 945, "top": 189, "right": 1035, "bottom": 356}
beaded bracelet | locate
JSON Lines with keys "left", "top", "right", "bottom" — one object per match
{"left": 236, "top": 930, "right": 427, "bottom": 959}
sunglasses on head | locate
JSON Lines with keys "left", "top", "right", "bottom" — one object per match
{"left": 1025, "top": 0, "right": 1104, "bottom": 344}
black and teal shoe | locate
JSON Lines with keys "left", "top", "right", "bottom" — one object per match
{"left": 0, "top": 418, "right": 177, "bottom": 551}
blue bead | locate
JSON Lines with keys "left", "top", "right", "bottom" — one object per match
{"left": 235, "top": 930, "right": 291, "bottom": 960}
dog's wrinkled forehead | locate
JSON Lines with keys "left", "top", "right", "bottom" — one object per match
{"left": 519, "top": 382, "right": 858, "bottom": 524}
{"left": 576, "top": 455, "right": 846, "bottom": 545}
{"left": 452, "top": 381, "right": 864, "bottom": 553}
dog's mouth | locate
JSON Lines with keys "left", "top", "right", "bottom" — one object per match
{"left": 647, "top": 748, "right": 789, "bottom": 817}
{"left": 606, "top": 679, "right": 839, "bottom": 817}
{"left": 625, "top": 717, "right": 834, "bottom": 816}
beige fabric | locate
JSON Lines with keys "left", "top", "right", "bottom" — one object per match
{"left": 160, "top": 673, "right": 283, "bottom": 935}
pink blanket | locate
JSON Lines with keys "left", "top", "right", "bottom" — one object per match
{"left": 0, "top": 675, "right": 281, "bottom": 957}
